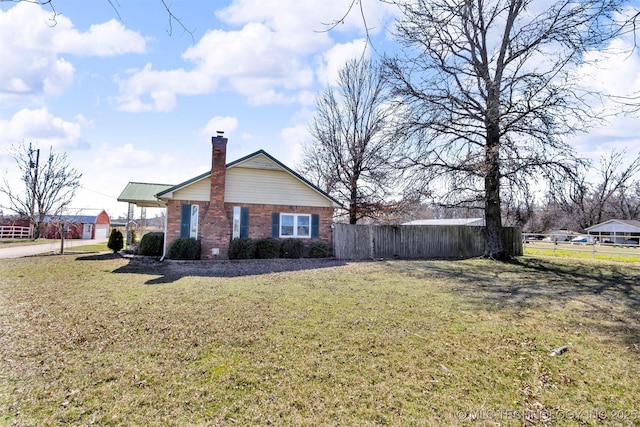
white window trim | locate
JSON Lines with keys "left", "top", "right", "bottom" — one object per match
{"left": 232, "top": 206, "right": 241, "bottom": 239}
{"left": 189, "top": 204, "right": 199, "bottom": 239}
{"left": 280, "top": 213, "right": 311, "bottom": 238}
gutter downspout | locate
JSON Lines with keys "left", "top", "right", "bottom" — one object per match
{"left": 159, "top": 201, "right": 168, "bottom": 261}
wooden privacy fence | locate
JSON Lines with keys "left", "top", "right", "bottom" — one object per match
{"left": 332, "top": 224, "right": 522, "bottom": 260}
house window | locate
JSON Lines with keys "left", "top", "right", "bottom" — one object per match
{"left": 180, "top": 204, "right": 199, "bottom": 238}
{"left": 272, "top": 213, "right": 320, "bottom": 239}
{"left": 279, "top": 213, "right": 311, "bottom": 238}
{"left": 232, "top": 207, "right": 241, "bottom": 239}
{"left": 190, "top": 205, "right": 199, "bottom": 238}
{"left": 232, "top": 206, "right": 250, "bottom": 239}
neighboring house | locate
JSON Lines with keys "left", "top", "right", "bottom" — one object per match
{"left": 40, "top": 210, "right": 111, "bottom": 240}
{"left": 118, "top": 134, "right": 341, "bottom": 259}
{"left": 403, "top": 218, "right": 485, "bottom": 226}
{"left": 585, "top": 219, "right": 640, "bottom": 244}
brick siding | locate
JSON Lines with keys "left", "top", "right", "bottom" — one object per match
{"left": 165, "top": 200, "right": 334, "bottom": 259}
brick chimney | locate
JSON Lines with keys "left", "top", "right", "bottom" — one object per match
{"left": 202, "top": 131, "right": 231, "bottom": 258}
{"left": 210, "top": 131, "right": 228, "bottom": 205}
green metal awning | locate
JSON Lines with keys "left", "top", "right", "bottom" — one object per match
{"left": 117, "top": 182, "right": 173, "bottom": 208}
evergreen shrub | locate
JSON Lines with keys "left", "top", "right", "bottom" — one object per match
{"left": 107, "top": 229, "right": 124, "bottom": 253}
{"left": 280, "top": 239, "right": 304, "bottom": 258}
{"left": 139, "top": 232, "right": 164, "bottom": 256}
{"left": 228, "top": 237, "right": 256, "bottom": 260}
{"left": 255, "top": 238, "right": 280, "bottom": 259}
{"left": 167, "top": 237, "right": 201, "bottom": 260}
{"left": 309, "top": 242, "right": 330, "bottom": 258}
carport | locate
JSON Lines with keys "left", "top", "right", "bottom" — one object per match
{"left": 117, "top": 182, "right": 172, "bottom": 245}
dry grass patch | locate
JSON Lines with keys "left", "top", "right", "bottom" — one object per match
{"left": 0, "top": 255, "right": 638, "bottom": 426}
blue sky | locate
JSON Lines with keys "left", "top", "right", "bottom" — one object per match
{"left": 1, "top": 0, "right": 639, "bottom": 219}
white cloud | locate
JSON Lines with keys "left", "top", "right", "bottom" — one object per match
{"left": 116, "top": 64, "right": 216, "bottom": 112}
{"left": 217, "top": 0, "right": 395, "bottom": 40}
{"left": 201, "top": 116, "right": 239, "bottom": 139}
{"left": 0, "top": 3, "right": 146, "bottom": 103}
{"left": 53, "top": 20, "right": 146, "bottom": 56}
{"left": 160, "top": 153, "right": 174, "bottom": 166}
{"left": 316, "top": 39, "right": 369, "bottom": 85}
{"left": 0, "top": 108, "right": 86, "bottom": 151}
{"left": 577, "top": 38, "right": 640, "bottom": 99}
{"left": 94, "top": 143, "right": 155, "bottom": 168}
{"left": 280, "top": 122, "right": 311, "bottom": 168}
{"left": 568, "top": 32, "right": 640, "bottom": 167}
{"left": 115, "top": 0, "right": 396, "bottom": 110}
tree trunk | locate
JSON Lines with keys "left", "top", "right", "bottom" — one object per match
{"left": 484, "top": 121, "right": 508, "bottom": 260}
{"left": 484, "top": 180, "right": 507, "bottom": 259}
{"left": 349, "top": 185, "right": 358, "bottom": 224}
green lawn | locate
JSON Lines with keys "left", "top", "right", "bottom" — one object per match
{"left": 524, "top": 242, "right": 640, "bottom": 263}
{"left": 0, "top": 255, "right": 638, "bottom": 426}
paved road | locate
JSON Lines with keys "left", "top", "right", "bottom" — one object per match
{"left": 0, "top": 238, "right": 109, "bottom": 259}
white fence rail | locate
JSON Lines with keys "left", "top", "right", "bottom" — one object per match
{"left": 0, "top": 225, "right": 31, "bottom": 239}
{"left": 522, "top": 233, "right": 639, "bottom": 260}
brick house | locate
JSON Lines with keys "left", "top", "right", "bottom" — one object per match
{"left": 119, "top": 134, "right": 341, "bottom": 259}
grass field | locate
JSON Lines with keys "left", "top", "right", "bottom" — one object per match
{"left": 1, "top": 254, "right": 639, "bottom": 426}
{"left": 524, "top": 242, "right": 640, "bottom": 263}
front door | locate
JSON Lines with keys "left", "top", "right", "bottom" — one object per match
{"left": 82, "top": 224, "right": 93, "bottom": 239}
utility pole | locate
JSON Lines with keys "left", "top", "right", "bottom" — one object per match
{"left": 29, "top": 147, "right": 40, "bottom": 239}
{"left": 60, "top": 221, "right": 67, "bottom": 254}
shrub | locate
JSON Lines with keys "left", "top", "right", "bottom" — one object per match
{"left": 107, "top": 229, "right": 124, "bottom": 253}
{"left": 138, "top": 232, "right": 164, "bottom": 256}
{"left": 228, "top": 237, "right": 256, "bottom": 260}
{"left": 309, "top": 242, "right": 330, "bottom": 258}
{"left": 255, "top": 238, "right": 280, "bottom": 259}
{"left": 167, "top": 237, "right": 201, "bottom": 260}
{"left": 280, "top": 238, "right": 304, "bottom": 259}
{"left": 130, "top": 229, "right": 137, "bottom": 244}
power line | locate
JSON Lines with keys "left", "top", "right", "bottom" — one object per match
{"left": 79, "top": 185, "right": 117, "bottom": 200}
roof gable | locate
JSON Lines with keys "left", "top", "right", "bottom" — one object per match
{"left": 156, "top": 150, "right": 341, "bottom": 207}
{"left": 585, "top": 219, "right": 640, "bottom": 233}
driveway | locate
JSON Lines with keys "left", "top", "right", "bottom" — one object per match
{"left": 0, "top": 238, "right": 109, "bottom": 259}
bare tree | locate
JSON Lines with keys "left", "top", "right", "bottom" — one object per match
{"left": 383, "top": 0, "right": 637, "bottom": 259}
{"left": 550, "top": 148, "right": 640, "bottom": 229}
{"left": 1, "top": 142, "right": 82, "bottom": 238}
{"left": 299, "top": 58, "right": 407, "bottom": 224}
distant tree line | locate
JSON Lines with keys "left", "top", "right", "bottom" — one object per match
{"left": 507, "top": 149, "right": 640, "bottom": 232}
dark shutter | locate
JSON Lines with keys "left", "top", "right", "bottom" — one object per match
{"left": 180, "top": 204, "right": 191, "bottom": 238}
{"left": 311, "top": 214, "right": 320, "bottom": 238}
{"left": 240, "top": 207, "right": 250, "bottom": 238}
{"left": 271, "top": 213, "right": 280, "bottom": 238}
